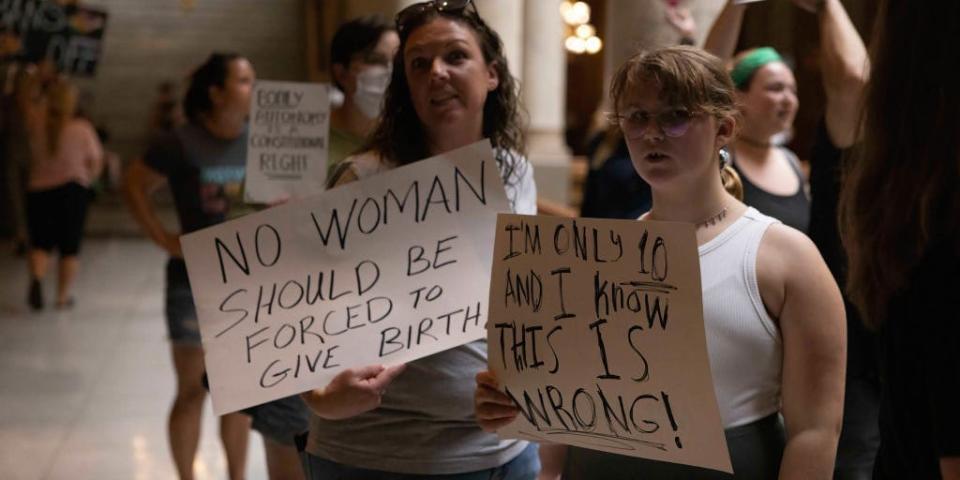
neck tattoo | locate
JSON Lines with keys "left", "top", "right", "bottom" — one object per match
{"left": 696, "top": 206, "right": 728, "bottom": 230}
{"left": 647, "top": 206, "right": 729, "bottom": 230}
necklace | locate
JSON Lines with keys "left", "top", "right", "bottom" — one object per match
{"left": 646, "top": 206, "right": 729, "bottom": 230}
{"left": 736, "top": 135, "right": 772, "bottom": 149}
{"left": 695, "top": 206, "right": 728, "bottom": 229}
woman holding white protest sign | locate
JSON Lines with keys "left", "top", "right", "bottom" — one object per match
{"left": 476, "top": 46, "right": 846, "bottom": 479}
{"left": 125, "top": 53, "right": 258, "bottom": 480}
{"left": 300, "top": 1, "right": 538, "bottom": 478}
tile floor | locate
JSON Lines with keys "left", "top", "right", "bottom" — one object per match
{"left": 0, "top": 236, "right": 268, "bottom": 479}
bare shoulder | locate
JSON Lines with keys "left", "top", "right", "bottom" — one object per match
{"left": 755, "top": 223, "right": 833, "bottom": 319}
{"left": 760, "top": 223, "right": 822, "bottom": 264}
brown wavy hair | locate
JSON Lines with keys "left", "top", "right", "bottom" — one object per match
{"left": 608, "top": 46, "right": 743, "bottom": 199}
{"left": 840, "top": 0, "right": 960, "bottom": 328}
{"left": 363, "top": 4, "right": 526, "bottom": 186}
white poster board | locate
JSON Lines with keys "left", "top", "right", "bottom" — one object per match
{"left": 183, "top": 140, "right": 510, "bottom": 415}
{"left": 488, "top": 214, "right": 732, "bottom": 473}
{"left": 244, "top": 80, "right": 329, "bottom": 203}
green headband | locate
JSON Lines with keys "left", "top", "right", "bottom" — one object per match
{"left": 730, "top": 47, "right": 782, "bottom": 89}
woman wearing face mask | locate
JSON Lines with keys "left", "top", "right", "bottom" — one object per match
{"left": 476, "top": 46, "right": 846, "bottom": 479}
{"left": 704, "top": 2, "right": 809, "bottom": 234}
{"left": 327, "top": 15, "right": 399, "bottom": 173}
{"left": 300, "top": 1, "right": 538, "bottom": 479}
{"left": 125, "top": 53, "right": 256, "bottom": 480}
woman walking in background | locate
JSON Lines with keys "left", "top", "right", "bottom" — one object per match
{"left": 24, "top": 76, "right": 103, "bottom": 310}
{"left": 125, "top": 52, "right": 255, "bottom": 480}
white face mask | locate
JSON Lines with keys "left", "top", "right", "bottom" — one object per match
{"left": 353, "top": 65, "right": 390, "bottom": 119}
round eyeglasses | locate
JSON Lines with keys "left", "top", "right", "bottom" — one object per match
{"left": 612, "top": 108, "right": 697, "bottom": 138}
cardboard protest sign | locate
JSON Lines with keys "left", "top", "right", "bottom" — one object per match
{"left": 1, "top": 1, "right": 107, "bottom": 75}
{"left": 182, "top": 140, "right": 510, "bottom": 415}
{"left": 244, "top": 80, "right": 329, "bottom": 204}
{"left": 488, "top": 214, "right": 732, "bottom": 473}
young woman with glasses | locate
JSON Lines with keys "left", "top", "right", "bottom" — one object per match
{"left": 476, "top": 46, "right": 846, "bottom": 480}
{"left": 299, "top": 1, "right": 539, "bottom": 478}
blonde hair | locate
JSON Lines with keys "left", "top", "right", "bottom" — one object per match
{"left": 609, "top": 46, "right": 743, "bottom": 199}
{"left": 721, "top": 164, "right": 743, "bottom": 200}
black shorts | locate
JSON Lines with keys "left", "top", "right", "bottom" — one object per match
{"left": 26, "top": 182, "right": 91, "bottom": 256}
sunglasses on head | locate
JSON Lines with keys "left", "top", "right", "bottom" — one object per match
{"left": 395, "top": 0, "right": 477, "bottom": 35}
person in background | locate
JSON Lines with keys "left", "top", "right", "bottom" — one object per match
{"left": 230, "top": 15, "right": 404, "bottom": 480}
{"left": 124, "top": 53, "right": 255, "bottom": 480}
{"left": 24, "top": 76, "right": 103, "bottom": 310}
{"left": 579, "top": 0, "right": 696, "bottom": 221}
{"left": 704, "top": 1, "right": 809, "bottom": 233}
{"left": 840, "top": 1, "right": 960, "bottom": 479}
{"left": 477, "top": 46, "right": 846, "bottom": 480}
{"left": 327, "top": 15, "right": 399, "bottom": 172}
{"left": 1, "top": 63, "right": 33, "bottom": 256}
{"left": 791, "top": 0, "right": 874, "bottom": 478}
{"left": 301, "top": 1, "right": 538, "bottom": 478}
{"left": 147, "top": 80, "right": 185, "bottom": 140}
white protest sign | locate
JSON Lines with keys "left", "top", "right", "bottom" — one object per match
{"left": 488, "top": 214, "right": 732, "bottom": 473}
{"left": 183, "top": 140, "right": 510, "bottom": 415}
{"left": 245, "top": 80, "right": 329, "bottom": 203}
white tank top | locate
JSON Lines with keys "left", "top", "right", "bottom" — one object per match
{"left": 699, "top": 207, "right": 782, "bottom": 428}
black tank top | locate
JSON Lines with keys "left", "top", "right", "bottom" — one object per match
{"left": 733, "top": 148, "right": 810, "bottom": 233}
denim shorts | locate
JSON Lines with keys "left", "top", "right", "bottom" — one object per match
{"left": 248, "top": 395, "right": 312, "bottom": 447}
{"left": 165, "top": 258, "right": 202, "bottom": 346}
{"left": 303, "top": 442, "right": 540, "bottom": 480}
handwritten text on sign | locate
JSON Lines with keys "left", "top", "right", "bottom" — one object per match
{"left": 488, "top": 215, "right": 732, "bottom": 473}
{"left": 183, "top": 141, "right": 509, "bottom": 415}
{"left": 245, "top": 80, "right": 329, "bottom": 203}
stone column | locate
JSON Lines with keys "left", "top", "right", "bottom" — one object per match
{"left": 521, "top": 0, "right": 571, "bottom": 205}
{"left": 477, "top": 0, "right": 525, "bottom": 83}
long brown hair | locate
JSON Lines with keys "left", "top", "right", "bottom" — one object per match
{"left": 363, "top": 5, "right": 526, "bottom": 187}
{"left": 43, "top": 78, "right": 78, "bottom": 155}
{"left": 608, "top": 46, "right": 743, "bottom": 199}
{"left": 840, "top": 0, "right": 960, "bottom": 328}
